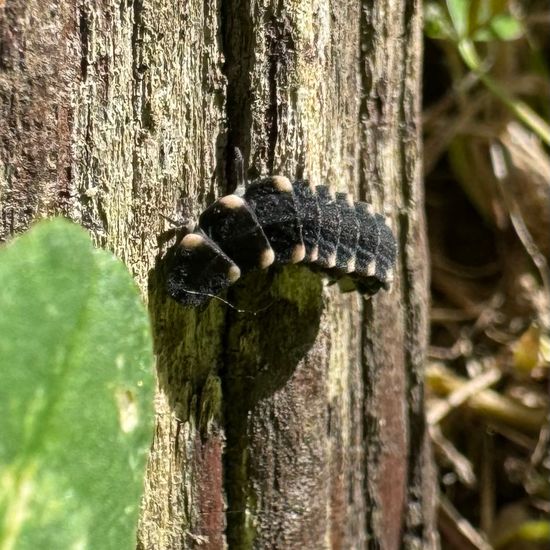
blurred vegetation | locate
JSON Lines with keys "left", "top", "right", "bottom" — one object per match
{"left": 423, "top": 1, "right": 550, "bottom": 548}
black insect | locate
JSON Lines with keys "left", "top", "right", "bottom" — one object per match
{"left": 166, "top": 176, "right": 396, "bottom": 307}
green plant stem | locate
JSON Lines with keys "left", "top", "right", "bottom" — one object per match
{"left": 458, "top": 39, "right": 550, "bottom": 145}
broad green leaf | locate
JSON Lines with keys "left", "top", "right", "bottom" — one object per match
{"left": 0, "top": 218, "right": 155, "bottom": 550}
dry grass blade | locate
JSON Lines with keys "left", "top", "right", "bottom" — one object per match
{"left": 426, "top": 363, "right": 547, "bottom": 435}
{"left": 427, "top": 361, "right": 502, "bottom": 426}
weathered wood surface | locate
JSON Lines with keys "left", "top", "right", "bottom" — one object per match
{"left": 0, "top": 1, "right": 436, "bottom": 548}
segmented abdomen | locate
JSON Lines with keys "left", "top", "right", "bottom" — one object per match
{"left": 166, "top": 176, "right": 396, "bottom": 306}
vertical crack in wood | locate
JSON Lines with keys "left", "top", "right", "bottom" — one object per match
{"left": 358, "top": 3, "right": 383, "bottom": 546}
{"left": 358, "top": 1, "right": 435, "bottom": 548}
{"left": 219, "top": 3, "right": 330, "bottom": 547}
{"left": 397, "top": 1, "right": 436, "bottom": 547}
{"left": 221, "top": 0, "right": 254, "bottom": 185}
{"left": 219, "top": 1, "right": 249, "bottom": 545}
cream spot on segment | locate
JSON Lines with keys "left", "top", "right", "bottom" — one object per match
{"left": 310, "top": 245, "right": 319, "bottom": 263}
{"left": 219, "top": 194, "right": 245, "bottom": 209}
{"left": 181, "top": 233, "right": 204, "bottom": 249}
{"left": 291, "top": 243, "right": 306, "bottom": 263}
{"left": 271, "top": 175, "right": 293, "bottom": 193}
{"left": 228, "top": 265, "right": 241, "bottom": 283}
{"left": 259, "top": 247, "right": 275, "bottom": 269}
{"left": 367, "top": 261, "right": 376, "bottom": 276}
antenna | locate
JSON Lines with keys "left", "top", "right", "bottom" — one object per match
{"left": 181, "top": 288, "right": 272, "bottom": 315}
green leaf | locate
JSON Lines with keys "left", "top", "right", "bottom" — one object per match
{"left": 424, "top": 2, "right": 455, "bottom": 40}
{"left": 494, "top": 520, "right": 550, "bottom": 548}
{"left": 470, "top": 27, "right": 496, "bottom": 41}
{"left": 444, "top": 0, "right": 525, "bottom": 42}
{"left": 489, "top": 13, "right": 524, "bottom": 41}
{"left": 446, "top": 0, "right": 470, "bottom": 38}
{"left": 0, "top": 218, "right": 154, "bottom": 550}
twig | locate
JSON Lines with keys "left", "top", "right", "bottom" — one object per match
{"left": 431, "top": 424, "right": 477, "bottom": 487}
{"left": 439, "top": 494, "right": 493, "bottom": 550}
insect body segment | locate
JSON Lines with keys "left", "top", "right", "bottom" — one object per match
{"left": 291, "top": 181, "right": 321, "bottom": 262}
{"left": 315, "top": 186, "right": 341, "bottom": 269}
{"left": 334, "top": 192, "right": 359, "bottom": 273}
{"left": 353, "top": 202, "right": 379, "bottom": 277}
{"left": 166, "top": 176, "right": 397, "bottom": 306}
{"left": 166, "top": 232, "right": 241, "bottom": 306}
{"left": 243, "top": 176, "right": 305, "bottom": 264}
{"left": 198, "top": 194, "right": 274, "bottom": 272}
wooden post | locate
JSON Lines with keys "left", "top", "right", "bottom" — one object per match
{"left": 0, "top": 1, "right": 436, "bottom": 548}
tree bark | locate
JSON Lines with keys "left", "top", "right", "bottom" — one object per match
{"left": 0, "top": 1, "right": 436, "bottom": 549}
